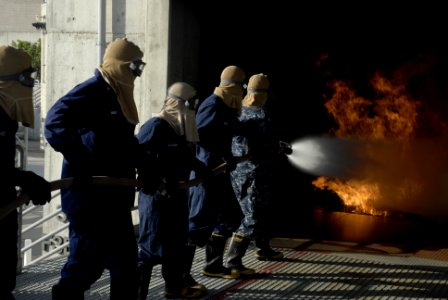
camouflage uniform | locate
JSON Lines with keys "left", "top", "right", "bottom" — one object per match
{"left": 230, "top": 105, "right": 280, "bottom": 240}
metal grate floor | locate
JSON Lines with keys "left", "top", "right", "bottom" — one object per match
{"left": 14, "top": 242, "right": 448, "bottom": 299}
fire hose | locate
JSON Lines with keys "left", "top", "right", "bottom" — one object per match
{"left": 0, "top": 155, "right": 251, "bottom": 221}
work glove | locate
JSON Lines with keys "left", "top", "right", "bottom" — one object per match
{"left": 17, "top": 170, "right": 52, "bottom": 205}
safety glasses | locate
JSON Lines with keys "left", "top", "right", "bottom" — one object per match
{"left": 0, "top": 67, "right": 38, "bottom": 87}
{"left": 129, "top": 59, "right": 146, "bottom": 77}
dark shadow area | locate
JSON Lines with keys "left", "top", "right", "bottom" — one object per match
{"left": 192, "top": 1, "right": 448, "bottom": 243}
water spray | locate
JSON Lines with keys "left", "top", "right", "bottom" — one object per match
{"left": 287, "top": 136, "right": 366, "bottom": 178}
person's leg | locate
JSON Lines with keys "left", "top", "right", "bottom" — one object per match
{"left": 226, "top": 233, "right": 255, "bottom": 276}
{"left": 183, "top": 244, "right": 206, "bottom": 291}
{"left": 52, "top": 215, "right": 104, "bottom": 300}
{"left": 136, "top": 192, "right": 162, "bottom": 299}
{"left": 253, "top": 169, "right": 284, "bottom": 261}
{"left": 202, "top": 232, "right": 239, "bottom": 279}
{"left": 254, "top": 237, "right": 284, "bottom": 261}
{"left": 202, "top": 174, "right": 244, "bottom": 279}
{"left": 163, "top": 191, "right": 206, "bottom": 299}
{"left": 108, "top": 211, "right": 138, "bottom": 300}
{"left": 0, "top": 211, "right": 18, "bottom": 300}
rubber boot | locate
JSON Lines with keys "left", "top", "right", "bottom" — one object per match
{"left": 202, "top": 233, "right": 239, "bottom": 279}
{"left": 255, "top": 237, "right": 284, "bottom": 261}
{"left": 51, "top": 284, "right": 84, "bottom": 300}
{"left": 225, "top": 233, "right": 255, "bottom": 276}
{"left": 136, "top": 263, "right": 153, "bottom": 300}
{"left": 184, "top": 244, "right": 206, "bottom": 292}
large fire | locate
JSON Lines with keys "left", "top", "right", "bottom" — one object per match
{"left": 312, "top": 65, "right": 448, "bottom": 219}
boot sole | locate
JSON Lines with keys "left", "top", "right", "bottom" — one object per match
{"left": 164, "top": 288, "right": 206, "bottom": 299}
{"left": 202, "top": 270, "right": 240, "bottom": 279}
{"left": 255, "top": 253, "right": 284, "bottom": 261}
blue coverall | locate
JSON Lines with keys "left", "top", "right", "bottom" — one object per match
{"left": 137, "top": 117, "right": 196, "bottom": 290}
{"left": 44, "top": 70, "right": 140, "bottom": 295}
{"left": 188, "top": 94, "right": 243, "bottom": 246}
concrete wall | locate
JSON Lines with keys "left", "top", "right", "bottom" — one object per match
{"left": 0, "top": 0, "right": 42, "bottom": 45}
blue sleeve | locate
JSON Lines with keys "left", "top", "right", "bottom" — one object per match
{"left": 196, "top": 100, "right": 219, "bottom": 149}
{"left": 44, "top": 82, "right": 93, "bottom": 164}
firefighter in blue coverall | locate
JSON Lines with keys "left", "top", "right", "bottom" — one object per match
{"left": 227, "top": 74, "right": 286, "bottom": 275}
{"left": 188, "top": 65, "right": 250, "bottom": 279}
{"left": 0, "top": 45, "right": 52, "bottom": 300}
{"left": 136, "top": 82, "right": 209, "bottom": 299}
{"left": 45, "top": 38, "right": 145, "bottom": 300}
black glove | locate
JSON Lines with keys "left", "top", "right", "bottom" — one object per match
{"left": 193, "top": 160, "right": 213, "bottom": 184}
{"left": 17, "top": 171, "right": 52, "bottom": 205}
{"left": 223, "top": 155, "right": 237, "bottom": 173}
{"left": 70, "top": 162, "right": 93, "bottom": 191}
{"left": 66, "top": 148, "right": 94, "bottom": 191}
{"left": 137, "top": 168, "right": 161, "bottom": 195}
{"left": 278, "top": 141, "right": 293, "bottom": 155}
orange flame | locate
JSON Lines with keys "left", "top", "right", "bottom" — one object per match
{"left": 313, "top": 71, "right": 420, "bottom": 215}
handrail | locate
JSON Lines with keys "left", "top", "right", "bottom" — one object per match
{"left": 21, "top": 222, "right": 68, "bottom": 253}
{"left": 22, "top": 207, "right": 63, "bottom": 234}
{"left": 25, "top": 241, "right": 70, "bottom": 267}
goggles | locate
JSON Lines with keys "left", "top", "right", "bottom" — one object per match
{"left": 129, "top": 59, "right": 146, "bottom": 77}
{"left": 167, "top": 92, "right": 199, "bottom": 111}
{"left": 0, "top": 67, "right": 37, "bottom": 87}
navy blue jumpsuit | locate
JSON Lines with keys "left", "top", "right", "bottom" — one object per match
{"left": 137, "top": 117, "right": 199, "bottom": 289}
{"left": 188, "top": 94, "right": 243, "bottom": 246}
{"left": 0, "top": 107, "right": 20, "bottom": 300}
{"left": 44, "top": 70, "right": 139, "bottom": 293}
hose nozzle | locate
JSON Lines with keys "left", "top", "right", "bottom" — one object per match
{"left": 279, "top": 141, "right": 293, "bottom": 155}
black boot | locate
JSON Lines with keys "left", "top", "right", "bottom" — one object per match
{"left": 226, "top": 233, "right": 255, "bottom": 276}
{"left": 255, "top": 237, "right": 284, "bottom": 261}
{"left": 202, "top": 233, "right": 239, "bottom": 279}
{"left": 51, "top": 284, "right": 84, "bottom": 300}
{"left": 184, "top": 244, "right": 206, "bottom": 292}
{"left": 136, "top": 263, "right": 152, "bottom": 300}
{"left": 110, "top": 276, "right": 138, "bottom": 300}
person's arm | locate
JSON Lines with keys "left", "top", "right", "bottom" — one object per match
{"left": 195, "top": 100, "right": 220, "bottom": 151}
{"left": 44, "top": 88, "right": 93, "bottom": 165}
{"left": 136, "top": 118, "right": 167, "bottom": 194}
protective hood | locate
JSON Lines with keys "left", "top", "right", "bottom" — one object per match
{"left": 213, "top": 65, "right": 245, "bottom": 114}
{"left": 99, "top": 38, "right": 143, "bottom": 125}
{"left": 242, "top": 73, "right": 269, "bottom": 107}
{"left": 0, "top": 46, "right": 34, "bottom": 127}
{"left": 155, "top": 82, "right": 199, "bottom": 142}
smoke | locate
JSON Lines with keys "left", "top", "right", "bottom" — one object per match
{"left": 289, "top": 136, "right": 448, "bottom": 219}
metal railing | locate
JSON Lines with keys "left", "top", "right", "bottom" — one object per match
{"left": 20, "top": 194, "right": 69, "bottom": 268}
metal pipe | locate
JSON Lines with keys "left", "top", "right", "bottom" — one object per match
{"left": 1, "top": 155, "right": 250, "bottom": 221}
